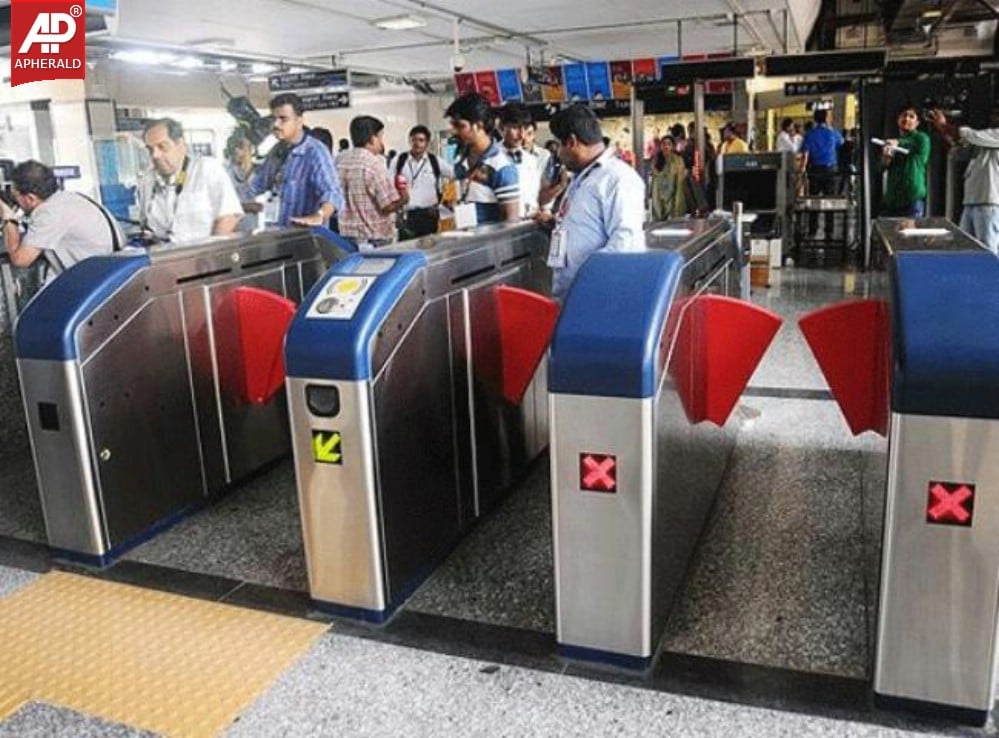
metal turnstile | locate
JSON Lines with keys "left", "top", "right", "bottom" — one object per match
{"left": 549, "top": 221, "right": 781, "bottom": 667}
{"left": 869, "top": 219, "right": 999, "bottom": 725}
{"left": 791, "top": 218, "right": 999, "bottom": 724}
{"left": 15, "top": 229, "right": 340, "bottom": 564}
{"left": 285, "top": 223, "right": 552, "bottom": 621}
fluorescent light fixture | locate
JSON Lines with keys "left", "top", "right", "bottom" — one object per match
{"left": 372, "top": 14, "right": 426, "bottom": 31}
{"left": 921, "top": 10, "right": 943, "bottom": 18}
{"left": 173, "top": 56, "right": 203, "bottom": 69}
{"left": 252, "top": 62, "right": 277, "bottom": 74}
{"left": 111, "top": 49, "right": 178, "bottom": 65}
{"left": 220, "top": 60, "right": 238, "bottom": 72}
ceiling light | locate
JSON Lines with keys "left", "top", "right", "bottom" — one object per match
{"left": 111, "top": 49, "right": 177, "bottom": 65}
{"left": 372, "top": 14, "right": 427, "bottom": 31}
{"left": 220, "top": 60, "right": 238, "bottom": 72}
{"left": 921, "top": 10, "right": 943, "bottom": 18}
{"left": 173, "top": 56, "right": 203, "bottom": 69}
{"left": 252, "top": 62, "right": 276, "bottom": 74}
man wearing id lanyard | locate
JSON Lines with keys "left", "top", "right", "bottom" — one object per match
{"left": 444, "top": 93, "right": 520, "bottom": 225}
{"left": 536, "top": 104, "right": 646, "bottom": 299}
{"left": 138, "top": 118, "right": 242, "bottom": 245}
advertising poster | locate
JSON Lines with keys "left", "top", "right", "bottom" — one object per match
{"left": 454, "top": 73, "right": 477, "bottom": 96}
{"left": 632, "top": 58, "right": 657, "bottom": 84}
{"left": 496, "top": 68, "right": 523, "bottom": 102}
{"left": 585, "top": 62, "right": 612, "bottom": 100}
{"left": 474, "top": 71, "right": 501, "bottom": 106}
{"left": 541, "top": 66, "right": 566, "bottom": 103}
{"left": 523, "top": 66, "right": 545, "bottom": 102}
{"left": 563, "top": 63, "right": 589, "bottom": 101}
{"left": 609, "top": 61, "right": 632, "bottom": 99}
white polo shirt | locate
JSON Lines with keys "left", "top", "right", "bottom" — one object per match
{"left": 389, "top": 152, "right": 454, "bottom": 210}
{"left": 139, "top": 156, "right": 243, "bottom": 244}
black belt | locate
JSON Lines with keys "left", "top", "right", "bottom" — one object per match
{"left": 407, "top": 206, "right": 439, "bottom": 213}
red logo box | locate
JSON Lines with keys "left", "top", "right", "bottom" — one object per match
{"left": 11, "top": 0, "right": 86, "bottom": 87}
{"left": 579, "top": 452, "right": 617, "bottom": 493}
{"left": 926, "top": 480, "right": 975, "bottom": 527}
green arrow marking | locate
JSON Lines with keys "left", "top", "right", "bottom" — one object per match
{"left": 312, "top": 432, "right": 342, "bottom": 464}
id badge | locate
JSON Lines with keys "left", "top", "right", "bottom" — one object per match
{"left": 454, "top": 202, "right": 478, "bottom": 230}
{"left": 547, "top": 227, "right": 567, "bottom": 268}
{"left": 263, "top": 194, "right": 281, "bottom": 226}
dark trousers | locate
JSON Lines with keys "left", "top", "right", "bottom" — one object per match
{"left": 401, "top": 208, "right": 439, "bottom": 239}
{"left": 807, "top": 166, "right": 838, "bottom": 236}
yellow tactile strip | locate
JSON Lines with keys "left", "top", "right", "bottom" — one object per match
{"left": 0, "top": 572, "right": 328, "bottom": 737}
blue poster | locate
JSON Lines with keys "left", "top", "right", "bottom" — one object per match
{"left": 658, "top": 56, "right": 680, "bottom": 76}
{"left": 496, "top": 69, "right": 523, "bottom": 102}
{"left": 563, "top": 63, "right": 589, "bottom": 101}
{"left": 585, "top": 62, "right": 612, "bottom": 100}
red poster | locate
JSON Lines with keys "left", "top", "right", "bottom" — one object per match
{"left": 609, "top": 61, "right": 632, "bottom": 99}
{"left": 632, "top": 58, "right": 656, "bottom": 84}
{"left": 454, "top": 73, "right": 477, "bottom": 96}
{"left": 541, "top": 66, "right": 566, "bottom": 103}
{"left": 474, "top": 71, "right": 501, "bottom": 106}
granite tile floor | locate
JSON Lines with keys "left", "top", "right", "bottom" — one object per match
{"left": 122, "top": 459, "right": 308, "bottom": 592}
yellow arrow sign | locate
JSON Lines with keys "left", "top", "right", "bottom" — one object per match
{"left": 312, "top": 431, "right": 342, "bottom": 464}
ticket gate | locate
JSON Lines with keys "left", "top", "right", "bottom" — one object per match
{"left": 799, "top": 218, "right": 999, "bottom": 725}
{"left": 15, "top": 229, "right": 340, "bottom": 565}
{"left": 550, "top": 222, "right": 781, "bottom": 667}
{"left": 286, "top": 223, "right": 553, "bottom": 621}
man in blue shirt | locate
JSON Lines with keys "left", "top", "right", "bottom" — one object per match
{"left": 445, "top": 93, "right": 520, "bottom": 224}
{"left": 538, "top": 104, "right": 646, "bottom": 299}
{"left": 800, "top": 109, "right": 844, "bottom": 237}
{"left": 245, "top": 93, "right": 344, "bottom": 227}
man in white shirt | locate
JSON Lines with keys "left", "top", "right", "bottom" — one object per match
{"left": 499, "top": 103, "right": 542, "bottom": 217}
{"left": 137, "top": 118, "right": 243, "bottom": 245}
{"left": 776, "top": 117, "right": 799, "bottom": 154}
{"left": 389, "top": 125, "right": 454, "bottom": 239}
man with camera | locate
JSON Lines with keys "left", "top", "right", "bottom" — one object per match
{"left": 927, "top": 107, "right": 999, "bottom": 255}
{"left": 1, "top": 160, "right": 122, "bottom": 285}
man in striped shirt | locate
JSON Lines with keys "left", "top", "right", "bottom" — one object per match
{"left": 246, "top": 93, "right": 344, "bottom": 228}
{"left": 446, "top": 93, "right": 520, "bottom": 223}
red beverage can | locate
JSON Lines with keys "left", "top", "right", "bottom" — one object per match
{"left": 394, "top": 174, "right": 408, "bottom": 192}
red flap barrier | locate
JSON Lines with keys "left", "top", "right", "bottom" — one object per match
{"left": 670, "top": 295, "right": 782, "bottom": 426}
{"left": 488, "top": 286, "right": 560, "bottom": 405}
{"left": 233, "top": 286, "right": 297, "bottom": 406}
{"left": 799, "top": 299, "right": 889, "bottom": 436}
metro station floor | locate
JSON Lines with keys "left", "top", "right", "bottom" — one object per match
{"left": 0, "top": 265, "right": 994, "bottom": 736}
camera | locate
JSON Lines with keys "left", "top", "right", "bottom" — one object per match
{"left": 450, "top": 52, "right": 466, "bottom": 73}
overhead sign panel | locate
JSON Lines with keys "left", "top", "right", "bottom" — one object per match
{"left": 268, "top": 68, "right": 349, "bottom": 92}
{"left": 656, "top": 57, "right": 756, "bottom": 84}
{"left": 298, "top": 90, "right": 350, "bottom": 112}
{"left": 764, "top": 50, "right": 886, "bottom": 77}
{"left": 784, "top": 80, "right": 854, "bottom": 96}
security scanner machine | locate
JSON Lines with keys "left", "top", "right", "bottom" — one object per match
{"left": 285, "top": 223, "right": 554, "bottom": 621}
{"left": 550, "top": 221, "right": 781, "bottom": 667}
{"left": 719, "top": 152, "right": 793, "bottom": 269}
{"left": 795, "top": 217, "right": 999, "bottom": 724}
{"left": 15, "top": 229, "right": 340, "bottom": 565}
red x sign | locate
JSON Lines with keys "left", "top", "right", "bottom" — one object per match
{"left": 580, "top": 453, "right": 617, "bottom": 493}
{"left": 926, "top": 481, "right": 975, "bottom": 527}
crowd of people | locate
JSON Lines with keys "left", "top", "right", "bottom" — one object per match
{"left": 3, "top": 91, "right": 998, "bottom": 302}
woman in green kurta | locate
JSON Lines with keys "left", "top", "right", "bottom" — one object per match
{"left": 650, "top": 135, "right": 687, "bottom": 221}
{"left": 882, "top": 106, "right": 931, "bottom": 218}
